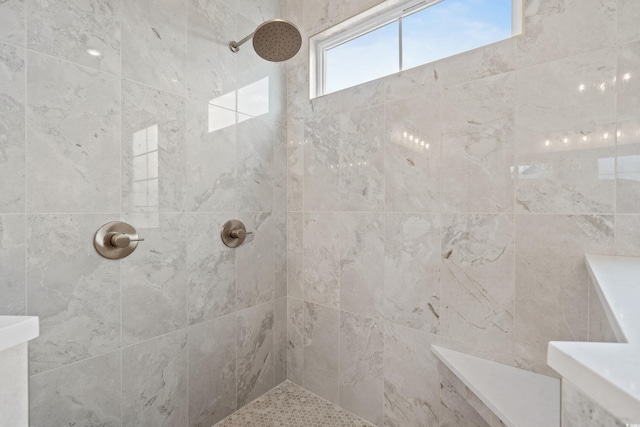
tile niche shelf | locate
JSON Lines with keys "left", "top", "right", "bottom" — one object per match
{"left": 432, "top": 345, "right": 561, "bottom": 427}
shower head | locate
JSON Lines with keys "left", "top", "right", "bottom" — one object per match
{"left": 229, "top": 19, "right": 302, "bottom": 62}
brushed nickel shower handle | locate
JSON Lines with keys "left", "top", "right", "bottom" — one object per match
{"left": 230, "top": 228, "right": 253, "bottom": 240}
{"left": 108, "top": 232, "right": 145, "bottom": 248}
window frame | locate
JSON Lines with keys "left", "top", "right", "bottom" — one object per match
{"left": 310, "top": 0, "right": 523, "bottom": 98}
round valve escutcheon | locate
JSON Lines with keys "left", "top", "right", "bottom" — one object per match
{"left": 94, "top": 221, "right": 144, "bottom": 260}
{"left": 221, "top": 219, "right": 253, "bottom": 248}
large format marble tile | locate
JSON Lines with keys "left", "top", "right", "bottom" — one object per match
{"left": 340, "top": 212, "right": 384, "bottom": 320}
{"left": 122, "top": 213, "right": 187, "bottom": 346}
{"left": 383, "top": 322, "right": 439, "bottom": 427}
{"left": 186, "top": 0, "right": 236, "bottom": 102}
{"left": 187, "top": 213, "right": 236, "bottom": 325}
{"left": 304, "top": 113, "right": 341, "bottom": 211}
{"left": 384, "top": 63, "right": 441, "bottom": 103}
{"left": 287, "top": 131, "right": 304, "bottom": 212}
{"left": 26, "top": 52, "right": 120, "bottom": 213}
{"left": 188, "top": 314, "right": 237, "bottom": 427}
{"left": 340, "top": 79, "right": 384, "bottom": 114}
{"left": 287, "top": 297, "right": 304, "bottom": 385}
{"left": 385, "top": 94, "right": 442, "bottom": 213}
{"left": 0, "top": 215, "right": 25, "bottom": 315}
{"left": 384, "top": 213, "right": 440, "bottom": 333}
{"left": 439, "top": 365, "right": 491, "bottom": 427}
{"left": 618, "top": 0, "right": 640, "bottom": 44}
{"left": 515, "top": 0, "right": 616, "bottom": 69}
{"left": 441, "top": 73, "right": 515, "bottom": 213}
{"left": 237, "top": 117, "right": 275, "bottom": 212}
{"left": 121, "top": 0, "right": 187, "bottom": 94}
{"left": 340, "top": 311, "right": 383, "bottom": 426}
{"left": 514, "top": 49, "right": 616, "bottom": 214}
{"left": 0, "top": 344, "right": 27, "bottom": 427}
{"left": 30, "top": 351, "right": 121, "bottom": 427}
{"left": 27, "top": 214, "right": 120, "bottom": 374}
{"left": 617, "top": 41, "right": 640, "bottom": 122}
{"left": 287, "top": 212, "right": 304, "bottom": 299}
{"left": 304, "top": 212, "right": 340, "bottom": 309}
{"left": 0, "top": 43, "right": 25, "bottom": 212}
{"left": 232, "top": 0, "right": 283, "bottom": 27}
{"left": 236, "top": 212, "right": 275, "bottom": 310}
{"left": 340, "top": 105, "right": 385, "bottom": 212}
{"left": 0, "top": 0, "right": 24, "bottom": 46}
{"left": 441, "top": 214, "right": 515, "bottom": 364}
{"left": 122, "top": 330, "right": 188, "bottom": 427}
{"left": 303, "top": 301, "right": 340, "bottom": 404}
{"left": 615, "top": 214, "right": 640, "bottom": 256}
{"left": 274, "top": 212, "right": 287, "bottom": 299}
{"left": 274, "top": 297, "right": 287, "bottom": 384}
{"left": 237, "top": 301, "right": 275, "bottom": 408}
{"left": 514, "top": 214, "right": 614, "bottom": 374}
{"left": 616, "top": 120, "right": 640, "bottom": 213}
{"left": 27, "top": 0, "right": 121, "bottom": 73}
{"left": 121, "top": 80, "right": 186, "bottom": 213}
{"left": 186, "top": 98, "right": 236, "bottom": 212}
{"left": 562, "top": 380, "right": 625, "bottom": 427}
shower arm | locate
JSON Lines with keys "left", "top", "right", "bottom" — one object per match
{"left": 229, "top": 32, "right": 255, "bottom": 53}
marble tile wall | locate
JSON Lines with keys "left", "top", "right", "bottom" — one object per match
{"left": 0, "top": 0, "right": 288, "bottom": 425}
{"left": 286, "top": 0, "right": 640, "bottom": 425}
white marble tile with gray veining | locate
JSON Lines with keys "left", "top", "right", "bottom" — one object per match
{"left": 274, "top": 297, "right": 287, "bottom": 384}
{"left": 340, "top": 105, "right": 385, "bottom": 212}
{"left": 287, "top": 125, "right": 304, "bottom": 212}
{"left": 616, "top": 120, "right": 640, "bottom": 213}
{"left": 383, "top": 322, "right": 439, "bottom": 427}
{"left": 188, "top": 314, "right": 237, "bottom": 427}
{"left": 237, "top": 117, "right": 275, "bottom": 212}
{"left": 385, "top": 94, "right": 442, "bottom": 213}
{"left": 187, "top": 213, "right": 236, "bottom": 325}
{"left": 0, "top": 214, "right": 25, "bottom": 315}
{"left": 187, "top": 0, "right": 236, "bottom": 102}
{"left": 304, "top": 212, "right": 340, "bottom": 309}
{"left": 617, "top": 41, "right": 640, "bottom": 122}
{"left": 273, "top": 129, "right": 288, "bottom": 212}
{"left": 562, "top": 380, "right": 625, "bottom": 427}
{"left": 274, "top": 212, "right": 287, "bottom": 299}
{"left": 26, "top": 52, "right": 120, "bottom": 213}
{"left": 340, "top": 311, "right": 384, "bottom": 426}
{"left": 515, "top": 0, "right": 616, "bottom": 69}
{"left": 384, "top": 63, "right": 441, "bottom": 103}
{"left": 615, "top": 214, "right": 640, "bottom": 256}
{"left": 340, "top": 212, "right": 384, "bottom": 320}
{"left": 303, "top": 301, "right": 340, "bottom": 404}
{"left": 0, "top": 0, "right": 24, "bottom": 45}
{"left": 384, "top": 213, "right": 440, "bottom": 333}
{"left": 122, "top": 213, "right": 187, "bottom": 346}
{"left": 515, "top": 49, "right": 616, "bottom": 214}
{"left": 340, "top": 79, "right": 384, "bottom": 113}
{"left": 588, "top": 276, "right": 618, "bottom": 343}
{"left": 237, "top": 301, "right": 275, "bottom": 408}
{"left": 121, "top": 0, "right": 187, "bottom": 94}
{"left": 27, "top": 0, "right": 120, "bottom": 73}
{"left": 439, "top": 365, "right": 491, "bottom": 427}
{"left": 232, "top": 0, "right": 283, "bottom": 26}
{"left": 186, "top": 98, "right": 237, "bottom": 212}
{"left": 237, "top": 212, "right": 275, "bottom": 310}
{"left": 441, "top": 214, "right": 515, "bottom": 365}
{"left": 0, "top": 344, "right": 28, "bottom": 427}
{"left": 514, "top": 214, "right": 614, "bottom": 374}
{"left": 0, "top": 43, "right": 25, "bottom": 212}
{"left": 30, "top": 351, "right": 121, "bottom": 427}
{"left": 304, "top": 113, "right": 341, "bottom": 211}
{"left": 287, "top": 297, "right": 304, "bottom": 385}
{"left": 287, "top": 212, "right": 304, "bottom": 299}
{"left": 122, "top": 330, "right": 188, "bottom": 427}
{"left": 618, "top": 0, "right": 640, "bottom": 44}
{"left": 27, "top": 214, "right": 120, "bottom": 374}
{"left": 122, "top": 79, "right": 186, "bottom": 213}
{"left": 441, "top": 73, "right": 515, "bottom": 214}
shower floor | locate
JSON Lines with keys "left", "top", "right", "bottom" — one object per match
{"left": 214, "top": 381, "right": 375, "bottom": 427}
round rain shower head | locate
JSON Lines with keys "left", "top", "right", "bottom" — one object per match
{"left": 229, "top": 19, "right": 302, "bottom": 62}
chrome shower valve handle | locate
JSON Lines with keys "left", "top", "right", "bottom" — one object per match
{"left": 94, "top": 221, "right": 144, "bottom": 259}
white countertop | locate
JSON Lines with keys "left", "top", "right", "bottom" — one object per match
{"left": 433, "top": 345, "right": 560, "bottom": 427}
{"left": 0, "top": 316, "right": 39, "bottom": 353}
{"left": 547, "top": 254, "right": 640, "bottom": 423}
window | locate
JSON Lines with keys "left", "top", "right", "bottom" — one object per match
{"left": 311, "top": 0, "right": 523, "bottom": 97}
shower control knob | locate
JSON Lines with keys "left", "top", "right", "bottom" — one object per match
{"left": 109, "top": 232, "right": 145, "bottom": 248}
{"left": 221, "top": 220, "right": 253, "bottom": 248}
{"left": 94, "top": 221, "right": 144, "bottom": 260}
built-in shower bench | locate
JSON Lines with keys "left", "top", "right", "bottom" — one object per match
{"left": 432, "top": 345, "right": 560, "bottom": 427}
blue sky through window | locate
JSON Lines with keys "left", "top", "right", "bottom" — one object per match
{"left": 324, "top": 0, "right": 513, "bottom": 94}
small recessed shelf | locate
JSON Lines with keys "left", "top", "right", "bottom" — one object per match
{"left": 432, "top": 345, "right": 560, "bottom": 427}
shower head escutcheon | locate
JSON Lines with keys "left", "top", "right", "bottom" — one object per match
{"left": 229, "top": 19, "right": 302, "bottom": 62}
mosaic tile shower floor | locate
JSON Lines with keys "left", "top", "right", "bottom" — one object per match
{"left": 214, "top": 381, "right": 375, "bottom": 426}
